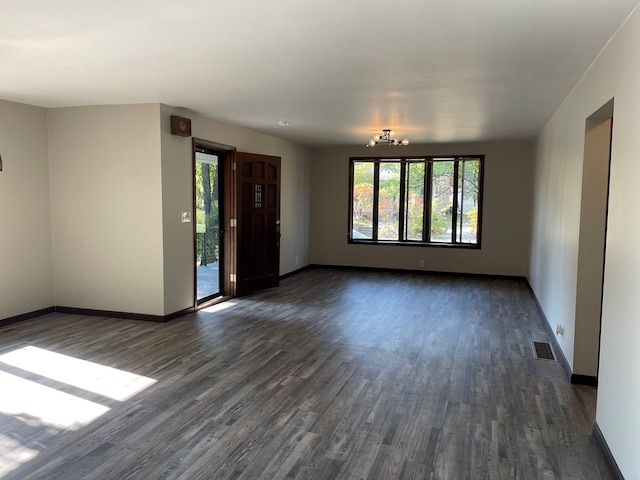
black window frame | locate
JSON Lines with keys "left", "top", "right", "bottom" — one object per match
{"left": 348, "top": 155, "right": 484, "bottom": 248}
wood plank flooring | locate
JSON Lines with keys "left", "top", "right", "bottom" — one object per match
{"left": 0, "top": 268, "right": 614, "bottom": 479}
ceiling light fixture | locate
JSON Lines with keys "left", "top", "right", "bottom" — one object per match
{"left": 367, "top": 129, "right": 409, "bottom": 147}
{"left": 278, "top": 120, "right": 290, "bottom": 127}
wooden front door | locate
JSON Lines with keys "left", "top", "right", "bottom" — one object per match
{"left": 235, "top": 152, "right": 281, "bottom": 295}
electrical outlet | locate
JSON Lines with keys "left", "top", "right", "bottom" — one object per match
{"left": 555, "top": 324, "right": 564, "bottom": 336}
{"left": 295, "top": 256, "right": 300, "bottom": 265}
{"left": 419, "top": 260, "right": 425, "bottom": 267}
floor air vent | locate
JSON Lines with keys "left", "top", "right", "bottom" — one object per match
{"left": 532, "top": 341, "right": 556, "bottom": 361}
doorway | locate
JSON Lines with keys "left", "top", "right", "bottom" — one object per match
{"left": 573, "top": 98, "right": 614, "bottom": 383}
{"left": 194, "top": 144, "right": 224, "bottom": 304}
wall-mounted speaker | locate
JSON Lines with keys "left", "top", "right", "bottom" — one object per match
{"left": 171, "top": 116, "right": 192, "bottom": 137}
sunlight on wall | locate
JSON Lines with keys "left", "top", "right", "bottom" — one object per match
{"left": 0, "top": 346, "right": 158, "bottom": 478}
{"left": 0, "top": 346, "right": 157, "bottom": 402}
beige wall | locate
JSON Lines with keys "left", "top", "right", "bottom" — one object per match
{"left": 159, "top": 107, "right": 193, "bottom": 315}
{"left": 48, "top": 104, "right": 166, "bottom": 316}
{"left": 530, "top": 4, "right": 640, "bottom": 477}
{"left": 310, "top": 141, "right": 534, "bottom": 276}
{"left": 189, "top": 109, "right": 312, "bottom": 277}
{"left": 160, "top": 105, "right": 311, "bottom": 314}
{"left": 1, "top": 101, "right": 310, "bottom": 320}
{"left": 0, "top": 100, "right": 54, "bottom": 319}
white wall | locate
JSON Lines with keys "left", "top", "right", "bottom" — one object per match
{"left": 48, "top": 104, "right": 165, "bottom": 316}
{"left": 0, "top": 100, "right": 54, "bottom": 319}
{"left": 160, "top": 105, "right": 311, "bottom": 314}
{"left": 530, "top": 4, "right": 640, "bottom": 477}
{"left": 310, "top": 141, "right": 535, "bottom": 277}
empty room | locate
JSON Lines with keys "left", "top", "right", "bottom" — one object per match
{"left": 1, "top": 1, "right": 640, "bottom": 479}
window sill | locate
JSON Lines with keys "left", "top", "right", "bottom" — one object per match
{"left": 348, "top": 239, "right": 481, "bottom": 249}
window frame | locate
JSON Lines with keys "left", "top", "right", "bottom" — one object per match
{"left": 348, "top": 155, "right": 484, "bottom": 248}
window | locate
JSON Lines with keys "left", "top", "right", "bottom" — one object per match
{"left": 349, "top": 156, "right": 483, "bottom": 247}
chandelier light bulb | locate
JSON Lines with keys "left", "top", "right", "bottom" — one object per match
{"left": 366, "top": 129, "right": 409, "bottom": 147}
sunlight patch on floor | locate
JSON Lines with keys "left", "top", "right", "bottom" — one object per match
{"left": 0, "top": 370, "right": 110, "bottom": 430}
{"left": 202, "top": 301, "right": 238, "bottom": 313}
{"left": 0, "top": 346, "right": 158, "bottom": 478}
{"left": 0, "top": 434, "right": 39, "bottom": 479}
{"left": 0, "top": 346, "right": 157, "bottom": 402}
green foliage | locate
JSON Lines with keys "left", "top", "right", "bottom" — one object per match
{"left": 352, "top": 162, "right": 374, "bottom": 222}
{"left": 195, "top": 159, "right": 220, "bottom": 264}
{"left": 461, "top": 160, "right": 480, "bottom": 201}
{"left": 430, "top": 204, "right": 451, "bottom": 237}
{"left": 430, "top": 161, "right": 453, "bottom": 238}
{"left": 377, "top": 162, "right": 401, "bottom": 238}
{"left": 405, "top": 192, "right": 424, "bottom": 239}
{"left": 405, "top": 162, "right": 425, "bottom": 239}
{"left": 350, "top": 158, "right": 480, "bottom": 243}
{"left": 464, "top": 206, "right": 478, "bottom": 235}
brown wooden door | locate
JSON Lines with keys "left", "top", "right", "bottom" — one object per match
{"left": 235, "top": 152, "right": 281, "bottom": 295}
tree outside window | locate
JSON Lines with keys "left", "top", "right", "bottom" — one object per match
{"left": 349, "top": 156, "right": 483, "bottom": 246}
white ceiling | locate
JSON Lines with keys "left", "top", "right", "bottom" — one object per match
{"left": 1, "top": 0, "right": 638, "bottom": 146}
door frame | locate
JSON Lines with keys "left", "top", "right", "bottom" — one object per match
{"left": 192, "top": 138, "right": 237, "bottom": 307}
{"left": 573, "top": 98, "right": 614, "bottom": 384}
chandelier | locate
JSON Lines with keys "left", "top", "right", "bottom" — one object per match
{"left": 367, "top": 129, "right": 409, "bottom": 147}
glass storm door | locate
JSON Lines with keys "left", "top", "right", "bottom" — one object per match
{"left": 195, "top": 147, "right": 223, "bottom": 303}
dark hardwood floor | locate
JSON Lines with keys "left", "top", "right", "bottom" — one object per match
{"left": 0, "top": 268, "right": 613, "bottom": 479}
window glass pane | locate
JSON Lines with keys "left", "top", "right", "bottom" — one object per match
{"left": 430, "top": 161, "right": 454, "bottom": 242}
{"left": 458, "top": 159, "right": 480, "bottom": 243}
{"left": 352, "top": 162, "right": 374, "bottom": 239}
{"left": 195, "top": 151, "right": 221, "bottom": 302}
{"left": 254, "top": 184, "right": 264, "bottom": 208}
{"left": 349, "top": 156, "right": 481, "bottom": 246}
{"left": 405, "top": 161, "right": 425, "bottom": 241}
{"left": 378, "top": 162, "right": 401, "bottom": 240}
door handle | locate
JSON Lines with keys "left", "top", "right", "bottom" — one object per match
{"left": 276, "top": 220, "right": 281, "bottom": 247}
